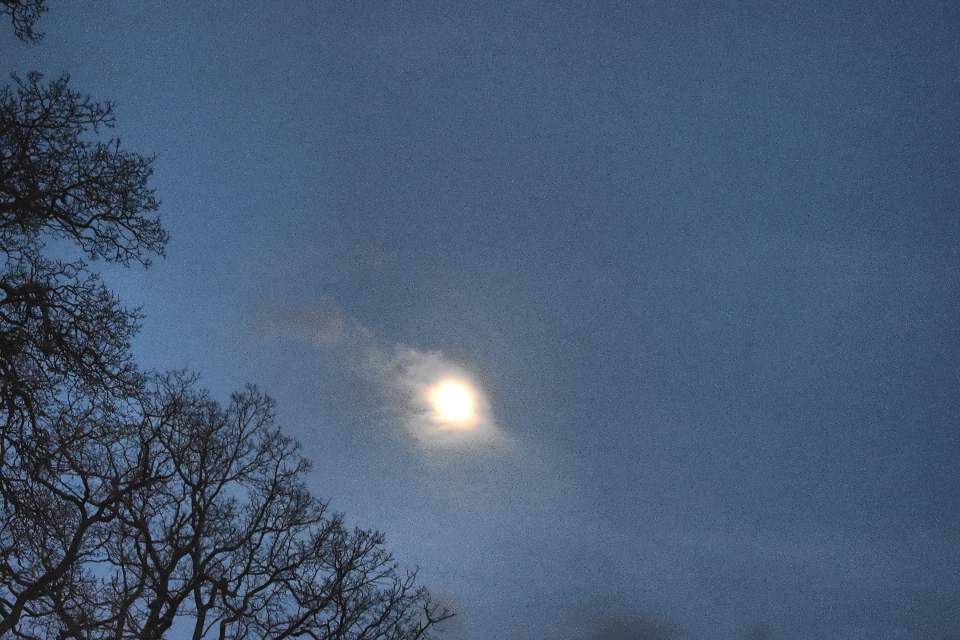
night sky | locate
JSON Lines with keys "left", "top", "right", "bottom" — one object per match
{"left": 5, "top": 1, "right": 959, "bottom": 638}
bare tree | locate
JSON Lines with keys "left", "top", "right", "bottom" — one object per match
{"left": 94, "top": 374, "right": 450, "bottom": 640}
{"left": 1, "top": 0, "right": 47, "bottom": 43}
{"left": 6, "top": 374, "right": 450, "bottom": 640}
{"left": 1, "top": 72, "right": 166, "bottom": 266}
{"left": 0, "top": 382, "right": 156, "bottom": 638}
{"left": 0, "top": 70, "right": 164, "bottom": 411}
{"left": 1, "top": 24, "right": 450, "bottom": 640}
{"left": 0, "top": 71, "right": 164, "bottom": 638}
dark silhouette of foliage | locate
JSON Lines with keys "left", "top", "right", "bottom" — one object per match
{"left": 99, "top": 375, "right": 449, "bottom": 640}
{"left": 5, "top": 374, "right": 451, "bottom": 640}
{"left": 0, "top": 17, "right": 450, "bottom": 640}
{"left": 1, "top": 72, "right": 167, "bottom": 266}
{"left": 0, "top": 71, "right": 162, "bottom": 638}
{"left": 1, "top": 0, "right": 46, "bottom": 43}
{"left": 0, "top": 70, "right": 163, "bottom": 410}
{"left": 0, "top": 378, "right": 154, "bottom": 637}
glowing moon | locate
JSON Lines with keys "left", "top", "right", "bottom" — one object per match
{"left": 385, "top": 347, "right": 502, "bottom": 448}
{"left": 428, "top": 379, "right": 477, "bottom": 427}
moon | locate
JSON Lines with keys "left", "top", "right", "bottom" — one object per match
{"left": 428, "top": 379, "right": 477, "bottom": 428}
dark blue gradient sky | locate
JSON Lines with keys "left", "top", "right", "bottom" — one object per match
{"left": 5, "top": 2, "right": 959, "bottom": 638}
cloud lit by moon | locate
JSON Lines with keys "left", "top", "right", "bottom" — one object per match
{"left": 383, "top": 347, "right": 503, "bottom": 450}
{"left": 261, "top": 304, "right": 505, "bottom": 451}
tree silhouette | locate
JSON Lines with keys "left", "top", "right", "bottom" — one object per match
{"left": 1, "top": 12, "right": 451, "bottom": 640}
{"left": 1, "top": 0, "right": 47, "bottom": 43}
{"left": 0, "top": 70, "right": 162, "bottom": 638}
{"left": 98, "top": 374, "right": 449, "bottom": 640}
{"left": 7, "top": 374, "right": 450, "bottom": 639}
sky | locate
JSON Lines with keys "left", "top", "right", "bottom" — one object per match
{"left": 4, "top": 1, "right": 960, "bottom": 638}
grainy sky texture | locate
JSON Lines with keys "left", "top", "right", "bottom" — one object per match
{"left": 5, "top": 2, "right": 959, "bottom": 638}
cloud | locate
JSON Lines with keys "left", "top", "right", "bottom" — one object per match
{"left": 371, "top": 345, "right": 504, "bottom": 451}
{"left": 257, "top": 304, "right": 347, "bottom": 347}
{"left": 259, "top": 302, "right": 506, "bottom": 452}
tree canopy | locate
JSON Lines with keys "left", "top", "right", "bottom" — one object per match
{"left": 0, "top": 67, "right": 165, "bottom": 639}
{"left": 1, "top": 7, "right": 450, "bottom": 640}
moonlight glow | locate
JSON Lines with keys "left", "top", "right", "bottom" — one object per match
{"left": 429, "top": 379, "right": 477, "bottom": 427}
{"left": 383, "top": 347, "right": 503, "bottom": 449}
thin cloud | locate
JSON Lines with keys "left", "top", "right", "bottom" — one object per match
{"left": 256, "top": 304, "right": 347, "bottom": 347}
{"left": 373, "top": 345, "right": 504, "bottom": 451}
{"left": 259, "top": 302, "right": 506, "bottom": 451}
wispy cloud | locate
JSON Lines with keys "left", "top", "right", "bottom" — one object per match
{"left": 262, "top": 305, "right": 348, "bottom": 347}
{"left": 258, "top": 303, "right": 506, "bottom": 451}
{"left": 369, "top": 345, "right": 504, "bottom": 451}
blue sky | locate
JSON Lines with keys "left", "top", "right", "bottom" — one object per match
{"left": 5, "top": 1, "right": 959, "bottom": 638}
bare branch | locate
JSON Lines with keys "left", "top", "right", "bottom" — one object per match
{"left": 1, "top": 0, "right": 47, "bottom": 43}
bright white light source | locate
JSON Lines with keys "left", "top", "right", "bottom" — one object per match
{"left": 429, "top": 379, "right": 477, "bottom": 427}
{"left": 384, "top": 347, "right": 503, "bottom": 450}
